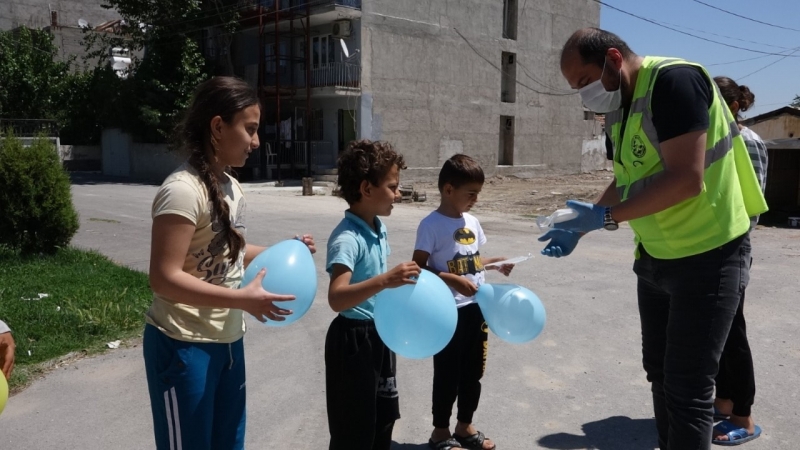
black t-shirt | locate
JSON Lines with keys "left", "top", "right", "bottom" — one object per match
{"left": 606, "top": 65, "right": 712, "bottom": 160}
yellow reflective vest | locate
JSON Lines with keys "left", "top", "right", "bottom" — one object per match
{"left": 606, "top": 56, "right": 768, "bottom": 259}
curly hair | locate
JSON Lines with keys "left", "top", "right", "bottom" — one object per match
{"left": 336, "top": 140, "right": 406, "bottom": 205}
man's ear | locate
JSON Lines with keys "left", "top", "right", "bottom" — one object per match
{"left": 359, "top": 179, "right": 372, "bottom": 199}
{"left": 606, "top": 48, "right": 623, "bottom": 71}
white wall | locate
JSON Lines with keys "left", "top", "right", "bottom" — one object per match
{"left": 581, "top": 136, "right": 612, "bottom": 173}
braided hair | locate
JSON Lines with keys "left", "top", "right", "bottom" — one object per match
{"left": 174, "top": 77, "right": 260, "bottom": 262}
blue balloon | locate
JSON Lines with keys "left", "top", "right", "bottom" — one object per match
{"left": 241, "top": 239, "right": 317, "bottom": 327}
{"left": 374, "top": 270, "right": 458, "bottom": 359}
{"left": 475, "top": 284, "right": 546, "bottom": 344}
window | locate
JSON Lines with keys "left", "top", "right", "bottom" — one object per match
{"left": 503, "top": 0, "right": 518, "bottom": 40}
{"left": 501, "top": 52, "right": 517, "bottom": 103}
{"left": 312, "top": 35, "right": 337, "bottom": 69}
{"left": 499, "top": 116, "right": 515, "bottom": 165}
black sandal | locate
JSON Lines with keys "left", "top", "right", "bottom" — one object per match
{"left": 454, "top": 431, "right": 496, "bottom": 450}
{"left": 428, "top": 437, "right": 464, "bottom": 450}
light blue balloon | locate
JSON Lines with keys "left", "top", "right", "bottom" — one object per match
{"left": 374, "top": 270, "right": 458, "bottom": 359}
{"left": 475, "top": 283, "right": 546, "bottom": 344}
{"left": 241, "top": 239, "right": 317, "bottom": 327}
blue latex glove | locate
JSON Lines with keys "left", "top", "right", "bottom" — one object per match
{"left": 553, "top": 200, "right": 607, "bottom": 233}
{"left": 538, "top": 229, "right": 582, "bottom": 258}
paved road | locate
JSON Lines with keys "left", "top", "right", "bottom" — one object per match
{"left": 2, "top": 178, "right": 798, "bottom": 449}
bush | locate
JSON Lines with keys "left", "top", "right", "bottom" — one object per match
{"left": 0, "top": 131, "right": 79, "bottom": 254}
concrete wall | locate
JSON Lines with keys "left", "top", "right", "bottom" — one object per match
{"left": 0, "top": 0, "right": 120, "bottom": 31}
{"left": 130, "top": 143, "right": 184, "bottom": 182}
{"left": 60, "top": 144, "right": 100, "bottom": 161}
{"left": 359, "top": 0, "right": 599, "bottom": 178}
{"left": 749, "top": 115, "right": 800, "bottom": 141}
{"left": 102, "top": 128, "right": 182, "bottom": 182}
{"left": 581, "top": 136, "right": 612, "bottom": 173}
{"left": 50, "top": 26, "right": 100, "bottom": 67}
{"left": 61, "top": 144, "right": 102, "bottom": 171}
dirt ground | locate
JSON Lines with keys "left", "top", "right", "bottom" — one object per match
{"left": 402, "top": 171, "right": 614, "bottom": 217}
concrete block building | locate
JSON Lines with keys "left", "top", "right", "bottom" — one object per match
{"left": 1, "top": 0, "right": 125, "bottom": 68}
{"left": 218, "top": 0, "right": 600, "bottom": 180}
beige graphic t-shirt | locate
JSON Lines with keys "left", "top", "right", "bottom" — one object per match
{"left": 145, "top": 163, "right": 247, "bottom": 343}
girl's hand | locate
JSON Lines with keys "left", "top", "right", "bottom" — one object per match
{"left": 295, "top": 234, "right": 317, "bottom": 254}
{"left": 239, "top": 268, "right": 295, "bottom": 322}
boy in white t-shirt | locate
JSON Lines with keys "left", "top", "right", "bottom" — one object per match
{"left": 412, "top": 154, "right": 513, "bottom": 450}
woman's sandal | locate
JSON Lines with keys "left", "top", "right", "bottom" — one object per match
{"left": 454, "top": 431, "right": 496, "bottom": 450}
{"left": 428, "top": 437, "right": 464, "bottom": 450}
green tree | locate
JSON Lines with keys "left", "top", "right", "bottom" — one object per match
{"left": 84, "top": 0, "right": 248, "bottom": 140}
{"left": 792, "top": 95, "right": 800, "bottom": 108}
{"left": 0, "top": 28, "right": 71, "bottom": 120}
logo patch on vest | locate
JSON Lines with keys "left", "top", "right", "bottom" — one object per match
{"left": 632, "top": 135, "right": 647, "bottom": 158}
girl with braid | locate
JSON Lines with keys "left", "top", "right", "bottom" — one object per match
{"left": 143, "top": 77, "right": 315, "bottom": 450}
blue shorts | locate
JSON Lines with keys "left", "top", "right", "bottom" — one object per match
{"left": 143, "top": 324, "right": 246, "bottom": 450}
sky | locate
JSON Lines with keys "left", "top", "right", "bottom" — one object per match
{"left": 599, "top": 0, "right": 800, "bottom": 118}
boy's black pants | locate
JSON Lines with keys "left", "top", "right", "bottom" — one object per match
{"left": 325, "top": 315, "right": 400, "bottom": 450}
{"left": 432, "top": 303, "right": 488, "bottom": 428}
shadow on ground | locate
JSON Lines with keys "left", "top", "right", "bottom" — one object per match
{"left": 537, "top": 416, "right": 658, "bottom": 450}
{"left": 69, "top": 172, "right": 159, "bottom": 186}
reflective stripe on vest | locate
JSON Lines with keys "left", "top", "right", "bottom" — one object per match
{"left": 608, "top": 56, "right": 766, "bottom": 259}
{"left": 616, "top": 120, "right": 740, "bottom": 200}
{"left": 609, "top": 58, "right": 740, "bottom": 200}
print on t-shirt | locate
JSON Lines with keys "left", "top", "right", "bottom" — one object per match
{"left": 198, "top": 199, "right": 247, "bottom": 286}
{"left": 447, "top": 227, "right": 485, "bottom": 276}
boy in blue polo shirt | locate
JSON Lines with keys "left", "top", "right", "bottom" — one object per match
{"left": 325, "top": 139, "right": 421, "bottom": 450}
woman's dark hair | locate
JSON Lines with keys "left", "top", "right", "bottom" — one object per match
{"left": 336, "top": 140, "right": 406, "bottom": 205}
{"left": 175, "top": 76, "right": 260, "bottom": 262}
{"left": 714, "top": 76, "right": 755, "bottom": 119}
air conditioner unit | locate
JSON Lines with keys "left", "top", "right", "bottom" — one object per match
{"left": 332, "top": 20, "right": 352, "bottom": 38}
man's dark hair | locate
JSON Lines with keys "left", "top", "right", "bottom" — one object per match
{"left": 561, "top": 27, "right": 635, "bottom": 68}
{"left": 438, "top": 154, "right": 484, "bottom": 192}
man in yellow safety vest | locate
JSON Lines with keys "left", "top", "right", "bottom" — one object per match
{"left": 539, "top": 27, "right": 767, "bottom": 450}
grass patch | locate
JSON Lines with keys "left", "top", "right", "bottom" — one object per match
{"left": 0, "top": 246, "right": 151, "bottom": 392}
{"left": 88, "top": 217, "right": 121, "bottom": 224}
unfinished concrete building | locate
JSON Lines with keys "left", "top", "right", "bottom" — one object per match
{"left": 220, "top": 0, "right": 600, "bottom": 180}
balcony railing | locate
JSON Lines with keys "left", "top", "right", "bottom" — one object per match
{"left": 265, "top": 62, "right": 360, "bottom": 90}
{"left": 0, "top": 119, "right": 58, "bottom": 137}
{"left": 310, "top": 62, "right": 360, "bottom": 88}
{"left": 292, "top": 141, "right": 335, "bottom": 167}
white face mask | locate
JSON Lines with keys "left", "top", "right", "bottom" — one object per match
{"left": 579, "top": 59, "right": 622, "bottom": 113}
